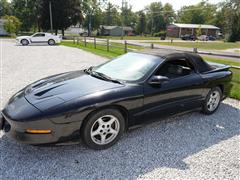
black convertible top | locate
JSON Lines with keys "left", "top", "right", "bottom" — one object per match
{"left": 138, "top": 49, "right": 213, "bottom": 73}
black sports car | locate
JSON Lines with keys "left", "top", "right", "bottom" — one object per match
{"left": 0, "top": 50, "right": 233, "bottom": 150}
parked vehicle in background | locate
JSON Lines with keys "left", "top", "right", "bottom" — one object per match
{"left": 181, "top": 34, "right": 197, "bottom": 41}
{"left": 198, "top": 35, "right": 209, "bottom": 41}
{"left": 198, "top": 35, "right": 217, "bottom": 41}
{"left": 16, "top": 32, "right": 62, "bottom": 46}
{"left": 208, "top": 35, "right": 216, "bottom": 41}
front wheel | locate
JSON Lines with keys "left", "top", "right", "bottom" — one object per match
{"left": 202, "top": 87, "right": 222, "bottom": 115}
{"left": 21, "top": 39, "right": 29, "bottom": 46}
{"left": 82, "top": 109, "right": 125, "bottom": 150}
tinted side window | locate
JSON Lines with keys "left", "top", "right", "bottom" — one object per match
{"left": 156, "top": 59, "right": 195, "bottom": 79}
{"left": 33, "top": 33, "right": 45, "bottom": 37}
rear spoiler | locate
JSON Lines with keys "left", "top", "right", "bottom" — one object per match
{"left": 57, "top": 34, "right": 63, "bottom": 40}
{"left": 203, "top": 62, "right": 231, "bottom": 74}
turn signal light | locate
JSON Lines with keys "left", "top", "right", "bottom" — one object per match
{"left": 26, "top": 129, "right": 52, "bottom": 134}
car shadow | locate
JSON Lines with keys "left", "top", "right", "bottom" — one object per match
{"left": 0, "top": 101, "right": 239, "bottom": 179}
{"left": 15, "top": 44, "right": 59, "bottom": 47}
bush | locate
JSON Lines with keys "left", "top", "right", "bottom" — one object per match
{"left": 3, "top": 16, "right": 22, "bottom": 36}
{"left": 153, "top": 31, "right": 166, "bottom": 37}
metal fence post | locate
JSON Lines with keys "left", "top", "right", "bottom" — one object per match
{"left": 193, "top": 48, "right": 198, "bottom": 53}
{"left": 151, "top": 43, "right": 154, "bottom": 49}
{"left": 124, "top": 41, "right": 127, "bottom": 53}
{"left": 94, "top": 37, "right": 96, "bottom": 49}
{"left": 107, "top": 39, "right": 109, "bottom": 52}
{"left": 84, "top": 37, "right": 87, "bottom": 47}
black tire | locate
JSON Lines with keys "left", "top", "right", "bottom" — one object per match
{"left": 81, "top": 109, "right": 125, "bottom": 150}
{"left": 202, "top": 87, "right": 222, "bottom": 115}
{"left": 21, "top": 39, "right": 29, "bottom": 46}
{"left": 48, "top": 39, "right": 55, "bottom": 45}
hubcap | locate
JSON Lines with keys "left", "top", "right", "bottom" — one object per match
{"left": 90, "top": 115, "right": 120, "bottom": 145}
{"left": 49, "top": 40, "right": 54, "bottom": 45}
{"left": 22, "top": 40, "right": 28, "bottom": 45}
{"left": 207, "top": 90, "right": 220, "bottom": 111}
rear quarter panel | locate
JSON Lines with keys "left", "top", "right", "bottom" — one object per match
{"left": 200, "top": 70, "right": 233, "bottom": 99}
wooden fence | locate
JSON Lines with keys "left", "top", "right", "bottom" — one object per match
{"left": 72, "top": 37, "right": 136, "bottom": 53}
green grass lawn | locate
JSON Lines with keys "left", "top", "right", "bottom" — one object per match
{"left": 61, "top": 40, "right": 240, "bottom": 100}
{"left": 146, "top": 41, "right": 240, "bottom": 50}
{"left": 61, "top": 40, "right": 143, "bottom": 58}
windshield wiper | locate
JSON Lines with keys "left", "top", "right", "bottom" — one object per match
{"left": 84, "top": 67, "right": 122, "bottom": 84}
{"left": 92, "top": 71, "right": 123, "bottom": 84}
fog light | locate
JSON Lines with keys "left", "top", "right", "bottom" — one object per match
{"left": 26, "top": 129, "right": 52, "bottom": 134}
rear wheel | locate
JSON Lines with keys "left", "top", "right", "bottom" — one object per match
{"left": 48, "top": 39, "right": 55, "bottom": 45}
{"left": 82, "top": 109, "right": 125, "bottom": 150}
{"left": 21, "top": 39, "right": 29, "bottom": 46}
{"left": 202, "top": 87, "right": 222, "bottom": 114}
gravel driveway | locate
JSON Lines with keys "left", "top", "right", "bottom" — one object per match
{"left": 0, "top": 40, "right": 240, "bottom": 180}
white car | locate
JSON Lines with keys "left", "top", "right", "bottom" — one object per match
{"left": 16, "top": 32, "right": 62, "bottom": 46}
{"left": 198, "top": 35, "right": 209, "bottom": 41}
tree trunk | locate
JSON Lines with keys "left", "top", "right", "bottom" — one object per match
{"left": 55, "top": 29, "right": 58, "bottom": 35}
{"left": 61, "top": 29, "right": 65, "bottom": 37}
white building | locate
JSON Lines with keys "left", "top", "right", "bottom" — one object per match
{"left": 0, "top": 19, "right": 8, "bottom": 36}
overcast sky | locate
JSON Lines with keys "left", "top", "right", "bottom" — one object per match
{"left": 109, "top": 0, "right": 224, "bottom": 11}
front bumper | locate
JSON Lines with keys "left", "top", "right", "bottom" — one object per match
{"left": 0, "top": 111, "right": 82, "bottom": 145}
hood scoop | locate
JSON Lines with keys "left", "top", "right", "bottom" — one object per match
{"left": 24, "top": 70, "right": 124, "bottom": 105}
{"left": 34, "top": 84, "right": 65, "bottom": 97}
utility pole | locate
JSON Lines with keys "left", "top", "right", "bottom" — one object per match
{"left": 49, "top": 1, "right": 53, "bottom": 34}
{"left": 121, "top": 0, "right": 124, "bottom": 40}
{"left": 89, "top": 11, "right": 92, "bottom": 37}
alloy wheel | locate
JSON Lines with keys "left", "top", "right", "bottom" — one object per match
{"left": 90, "top": 115, "right": 120, "bottom": 145}
{"left": 207, "top": 90, "right": 220, "bottom": 112}
{"left": 48, "top": 39, "right": 55, "bottom": 45}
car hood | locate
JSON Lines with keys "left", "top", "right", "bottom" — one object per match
{"left": 16, "top": 36, "right": 30, "bottom": 39}
{"left": 24, "top": 71, "right": 124, "bottom": 110}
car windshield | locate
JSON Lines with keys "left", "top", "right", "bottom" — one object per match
{"left": 93, "top": 53, "right": 160, "bottom": 82}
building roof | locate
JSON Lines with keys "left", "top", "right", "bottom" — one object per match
{"left": 100, "top": 25, "right": 133, "bottom": 31}
{"left": 170, "top": 23, "right": 220, "bottom": 29}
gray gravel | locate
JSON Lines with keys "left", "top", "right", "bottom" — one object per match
{"left": 0, "top": 40, "right": 240, "bottom": 180}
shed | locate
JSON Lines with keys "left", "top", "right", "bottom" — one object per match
{"left": 0, "top": 19, "right": 8, "bottom": 36}
{"left": 100, "top": 25, "right": 133, "bottom": 36}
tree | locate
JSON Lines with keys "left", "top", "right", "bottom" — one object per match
{"left": 121, "top": 3, "right": 137, "bottom": 27}
{"left": 102, "top": 2, "right": 121, "bottom": 26}
{"left": 11, "top": 0, "right": 40, "bottom": 32}
{"left": 0, "top": 0, "right": 11, "bottom": 17}
{"left": 177, "top": 1, "right": 217, "bottom": 24}
{"left": 163, "top": 3, "right": 175, "bottom": 25}
{"left": 82, "top": 0, "right": 104, "bottom": 35}
{"left": 146, "top": 2, "right": 165, "bottom": 34}
{"left": 136, "top": 11, "right": 146, "bottom": 35}
{"left": 40, "top": 0, "right": 83, "bottom": 36}
{"left": 3, "top": 15, "right": 21, "bottom": 36}
{"left": 216, "top": 0, "right": 240, "bottom": 42}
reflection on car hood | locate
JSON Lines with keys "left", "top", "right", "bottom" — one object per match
{"left": 24, "top": 70, "right": 124, "bottom": 106}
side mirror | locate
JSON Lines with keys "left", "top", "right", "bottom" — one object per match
{"left": 149, "top": 75, "right": 169, "bottom": 85}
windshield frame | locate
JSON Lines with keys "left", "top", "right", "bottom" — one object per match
{"left": 92, "top": 53, "right": 163, "bottom": 84}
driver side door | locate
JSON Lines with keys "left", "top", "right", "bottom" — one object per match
{"left": 30, "top": 33, "right": 46, "bottom": 43}
{"left": 142, "top": 57, "right": 204, "bottom": 121}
